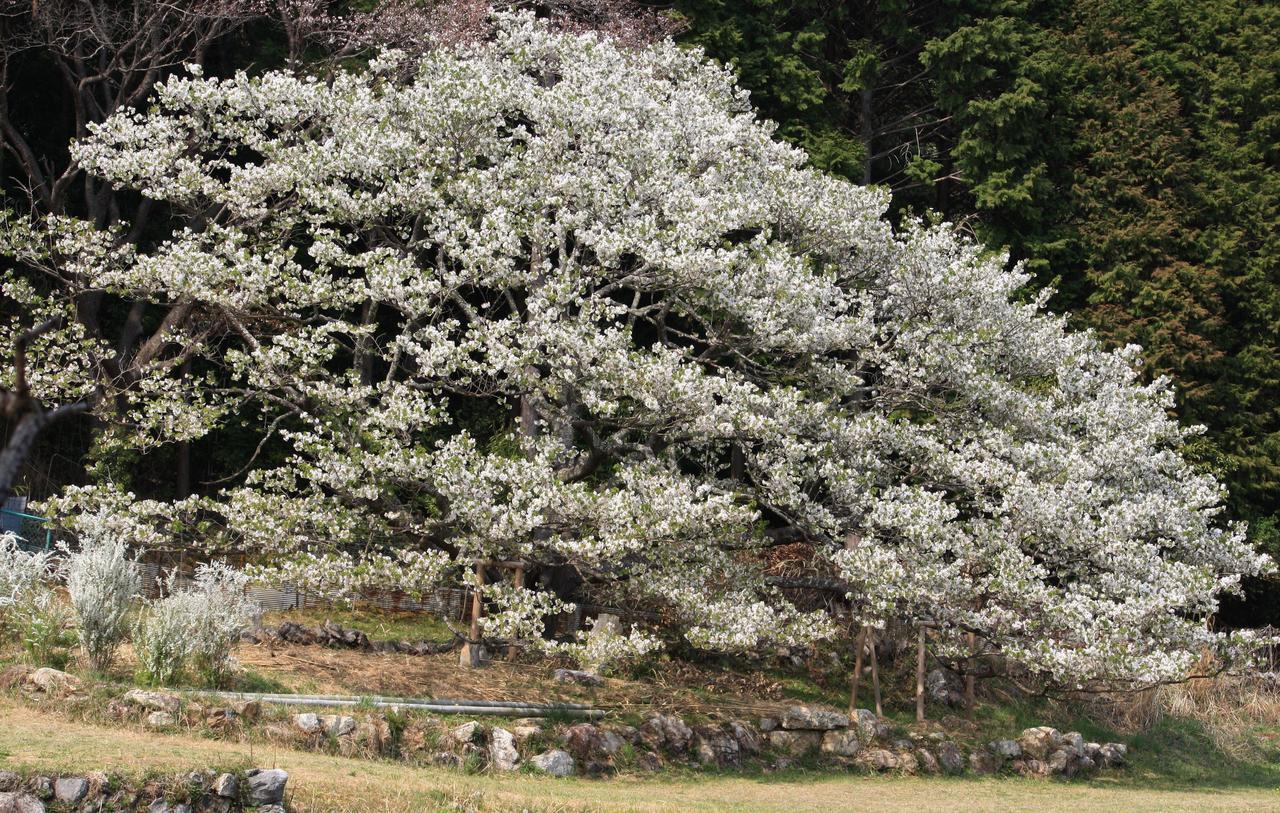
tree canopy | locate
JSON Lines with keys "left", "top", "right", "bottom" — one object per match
{"left": 5, "top": 14, "right": 1266, "bottom": 684}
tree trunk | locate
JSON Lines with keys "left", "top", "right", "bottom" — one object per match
{"left": 459, "top": 560, "right": 486, "bottom": 668}
{"left": 869, "top": 628, "right": 883, "bottom": 716}
{"left": 965, "top": 630, "right": 977, "bottom": 710}
{"left": 507, "top": 563, "right": 525, "bottom": 661}
{"left": 915, "top": 625, "right": 927, "bottom": 723}
{"left": 849, "top": 625, "right": 866, "bottom": 715}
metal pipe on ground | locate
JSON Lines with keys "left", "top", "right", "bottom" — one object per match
{"left": 184, "top": 690, "right": 606, "bottom": 718}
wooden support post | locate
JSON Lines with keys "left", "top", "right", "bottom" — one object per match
{"left": 849, "top": 625, "right": 866, "bottom": 715}
{"left": 869, "top": 628, "right": 883, "bottom": 717}
{"left": 507, "top": 563, "right": 525, "bottom": 662}
{"left": 916, "top": 625, "right": 927, "bottom": 723}
{"left": 459, "top": 560, "right": 486, "bottom": 668}
{"left": 965, "top": 630, "right": 977, "bottom": 711}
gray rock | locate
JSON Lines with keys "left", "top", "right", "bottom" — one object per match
{"left": 693, "top": 726, "right": 740, "bottom": 768}
{"left": 766, "top": 729, "right": 822, "bottom": 756}
{"left": 449, "top": 721, "right": 482, "bottom": 744}
{"left": 245, "top": 769, "right": 287, "bottom": 806}
{"left": 212, "top": 773, "right": 238, "bottom": 799}
{"left": 52, "top": 777, "right": 88, "bottom": 804}
{"left": 968, "top": 750, "right": 999, "bottom": 774}
{"left": 758, "top": 716, "right": 778, "bottom": 732}
{"left": 145, "top": 711, "right": 174, "bottom": 728}
{"left": 1017, "top": 726, "right": 1063, "bottom": 761}
{"left": 1047, "top": 749, "right": 1074, "bottom": 776}
{"left": 636, "top": 751, "right": 663, "bottom": 772}
{"left": 27, "top": 778, "right": 50, "bottom": 801}
{"left": 321, "top": 714, "right": 356, "bottom": 737}
{"left": 820, "top": 729, "right": 863, "bottom": 758}
{"left": 916, "top": 748, "right": 940, "bottom": 774}
{"left": 0, "top": 792, "right": 43, "bottom": 813}
{"left": 729, "top": 721, "right": 763, "bottom": 755}
{"left": 638, "top": 713, "right": 693, "bottom": 752}
{"left": 147, "top": 799, "right": 169, "bottom": 813}
{"left": 1083, "top": 741, "right": 1103, "bottom": 761}
{"left": 1099, "top": 742, "right": 1128, "bottom": 767}
{"left": 257, "top": 807, "right": 286, "bottom": 813}
{"left": 1062, "top": 731, "right": 1085, "bottom": 757}
{"left": 553, "top": 668, "right": 603, "bottom": 686}
{"left": 563, "top": 723, "right": 624, "bottom": 759}
{"left": 1013, "top": 758, "right": 1047, "bottom": 777}
{"left": 780, "top": 705, "right": 849, "bottom": 731}
{"left": 530, "top": 749, "right": 575, "bottom": 777}
{"left": 24, "top": 668, "right": 81, "bottom": 696}
{"left": 925, "top": 668, "right": 966, "bottom": 708}
{"left": 1078, "top": 755, "right": 1097, "bottom": 773}
{"left": 195, "top": 794, "right": 231, "bottom": 813}
{"left": 488, "top": 727, "right": 520, "bottom": 771}
{"left": 988, "top": 739, "right": 1022, "bottom": 759}
{"left": 936, "top": 741, "right": 965, "bottom": 774}
{"left": 895, "top": 750, "right": 919, "bottom": 775}
{"left": 122, "top": 689, "right": 181, "bottom": 713}
{"left": 293, "top": 713, "right": 322, "bottom": 734}
{"left": 853, "top": 708, "right": 891, "bottom": 741}
{"left": 0, "top": 774, "right": 16, "bottom": 793}
{"left": 855, "top": 748, "right": 899, "bottom": 771}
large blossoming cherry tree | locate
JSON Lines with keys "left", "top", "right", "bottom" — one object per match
{"left": 7, "top": 14, "right": 1268, "bottom": 684}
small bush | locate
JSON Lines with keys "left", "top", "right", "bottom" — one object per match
{"left": 0, "top": 532, "right": 51, "bottom": 629}
{"left": 185, "top": 562, "right": 259, "bottom": 686}
{"left": 134, "top": 586, "right": 198, "bottom": 686}
{"left": 64, "top": 533, "right": 141, "bottom": 672}
{"left": 13, "top": 588, "right": 76, "bottom": 669}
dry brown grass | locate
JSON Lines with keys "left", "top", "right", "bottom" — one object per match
{"left": 1156, "top": 674, "right": 1280, "bottom": 758}
{"left": 5, "top": 699, "right": 1280, "bottom": 813}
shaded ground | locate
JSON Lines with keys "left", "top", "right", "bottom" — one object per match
{"left": 3, "top": 700, "right": 1279, "bottom": 813}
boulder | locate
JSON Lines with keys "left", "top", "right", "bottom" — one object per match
{"left": 212, "top": 774, "right": 238, "bottom": 799}
{"left": 1017, "top": 726, "right": 1063, "bottom": 761}
{"left": 936, "top": 741, "right": 965, "bottom": 774}
{"left": 230, "top": 699, "right": 261, "bottom": 722}
{"left": 988, "top": 739, "right": 1022, "bottom": 760}
{"left": 563, "top": 723, "right": 624, "bottom": 760}
{"left": 693, "top": 726, "right": 740, "bottom": 768}
{"left": 968, "top": 750, "right": 999, "bottom": 774}
{"left": 636, "top": 751, "right": 664, "bottom": 772}
{"left": 1099, "top": 742, "right": 1128, "bottom": 768}
{"left": 448, "top": 721, "right": 483, "bottom": 745}
{"left": 1062, "top": 731, "right": 1085, "bottom": 757}
{"left": 245, "top": 769, "right": 288, "bottom": 806}
{"left": 638, "top": 713, "right": 693, "bottom": 752}
{"left": 820, "top": 729, "right": 863, "bottom": 758}
{"left": 293, "top": 713, "right": 323, "bottom": 735}
{"left": 916, "top": 748, "right": 940, "bottom": 774}
{"left": 1046, "top": 749, "right": 1074, "bottom": 777}
{"left": 855, "top": 748, "right": 899, "bottom": 772}
{"left": 488, "top": 727, "right": 520, "bottom": 771}
{"left": 895, "top": 750, "right": 919, "bottom": 775}
{"left": 1078, "top": 755, "right": 1097, "bottom": 773}
{"left": 0, "top": 792, "right": 44, "bottom": 813}
{"left": 52, "top": 777, "right": 89, "bottom": 805}
{"left": 925, "top": 668, "right": 966, "bottom": 708}
{"left": 766, "top": 730, "right": 822, "bottom": 756}
{"left": 530, "top": 750, "right": 575, "bottom": 777}
{"left": 758, "top": 717, "right": 778, "bottom": 732}
{"left": 553, "top": 669, "right": 603, "bottom": 687}
{"left": 780, "top": 705, "right": 849, "bottom": 731}
{"left": 122, "top": 690, "right": 181, "bottom": 714}
{"left": 0, "top": 774, "right": 17, "bottom": 793}
{"left": 1013, "top": 758, "right": 1047, "bottom": 778}
{"left": 24, "top": 668, "right": 81, "bottom": 696}
{"left": 320, "top": 714, "right": 356, "bottom": 737}
{"left": 729, "top": 721, "right": 763, "bottom": 755}
{"left": 853, "top": 709, "right": 891, "bottom": 741}
{"left": 1083, "top": 741, "right": 1103, "bottom": 761}
{"left": 510, "top": 718, "right": 544, "bottom": 741}
{"left": 145, "top": 711, "right": 175, "bottom": 728}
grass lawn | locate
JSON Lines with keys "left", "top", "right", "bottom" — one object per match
{"left": 3, "top": 700, "right": 1279, "bottom": 813}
